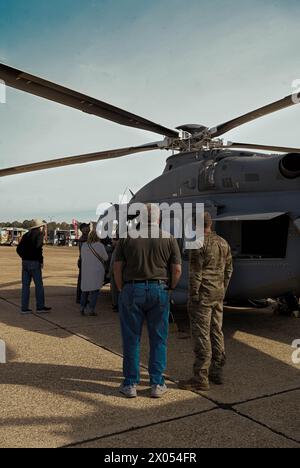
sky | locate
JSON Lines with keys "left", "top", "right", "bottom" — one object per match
{"left": 0, "top": 0, "right": 300, "bottom": 222}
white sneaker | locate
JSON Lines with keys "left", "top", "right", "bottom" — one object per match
{"left": 119, "top": 384, "right": 137, "bottom": 398}
{"left": 151, "top": 384, "right": 168, "bottom": 398}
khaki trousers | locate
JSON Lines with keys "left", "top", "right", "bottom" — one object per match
{"left": 188, "top": 299, "right": 226, "bottom": 375}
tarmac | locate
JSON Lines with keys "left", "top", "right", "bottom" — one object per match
{"left": 0, "top": 245, "right": 299, "bottom": 448}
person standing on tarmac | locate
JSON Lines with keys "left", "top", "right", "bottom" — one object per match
{"left": 17, "top": 219, "right": 52, "bottom": 315}
{"left": 114, "top": 204, "right": 182, "bottom": 399}
{"left": 80, "top": 230, "right": 108, "bottom": 316}
{"left": 179, "top": 212, "right": 233, "bottom": 392}
{"left": 76, "top": 223, "right": 91, "bottom": 304}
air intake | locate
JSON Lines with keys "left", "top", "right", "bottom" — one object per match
{"left": 279, "top": 153, "right": 300, "bottom": 179}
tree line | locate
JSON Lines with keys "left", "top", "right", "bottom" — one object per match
{"left": 0, "top": 221, "right": 75, "bottom": 231}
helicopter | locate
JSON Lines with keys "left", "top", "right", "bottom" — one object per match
{"left": 0, "top": 63, "right": 300, "bottom": 313}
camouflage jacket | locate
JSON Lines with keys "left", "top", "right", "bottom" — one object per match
{"left": 189, "top": 232, "right": 233, "bottom": 302}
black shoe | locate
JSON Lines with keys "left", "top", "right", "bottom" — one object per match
{"left": 21, "top": 309, "right": 32, "bottom": 315}
{"left": 37, "top": 307, "right": 52, "bottom": 313}
{"left": 89, "top": 311, "right": 98, "bottom": 317}
{"left": 209, "top": 370, "right": 224, "bottom": 385}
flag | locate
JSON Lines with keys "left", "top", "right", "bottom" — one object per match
{"left": 72, "top": 219, "right": 79, "bottom": 239}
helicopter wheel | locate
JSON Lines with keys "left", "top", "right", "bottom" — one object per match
{"left": 274, "top": 293, "right": 300, "bottom": 318}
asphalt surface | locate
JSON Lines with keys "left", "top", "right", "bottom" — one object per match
{"left": 0, "top": 246, "right": 299, "bottom": 448}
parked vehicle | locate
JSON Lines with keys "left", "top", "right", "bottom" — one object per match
{"left": 0, "top": 227, "right": 27, "bottom": 246}
{"left": 47, "top": 229, "right": 78, "bottom": 246}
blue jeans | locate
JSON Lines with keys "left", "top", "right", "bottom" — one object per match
{"left": 22, "top": 261, "right": 45, "bottom": 311}
{"left": 119, "top": 282, "right": 170, "bottom": 386}
{"left": 80, "top": 290, "right": 99, "bottom": 312}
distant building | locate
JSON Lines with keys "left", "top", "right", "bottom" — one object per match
{"left": 0, "top": 228, "right": 28, "bottom": 246}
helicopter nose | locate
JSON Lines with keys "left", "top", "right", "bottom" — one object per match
{"left": 279, "top": 153, "right": 300, "bottom": 179}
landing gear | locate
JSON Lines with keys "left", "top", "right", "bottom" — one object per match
{"left": 274, "top": 293, "right": 300, "bottom": 318}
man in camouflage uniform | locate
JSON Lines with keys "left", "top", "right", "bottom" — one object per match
{"left": 179, "top": 212, "right": 233, "bottom": 391}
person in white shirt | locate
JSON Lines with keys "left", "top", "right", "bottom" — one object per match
{"left": 80, "top": 230, "right": 108, "bottom": 316}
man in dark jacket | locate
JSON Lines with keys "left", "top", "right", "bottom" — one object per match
{"left": 17, "top": 219, "right": 51, "bottom": 314}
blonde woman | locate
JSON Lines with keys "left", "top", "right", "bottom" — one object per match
{"left": 80, "top": 231, "right": 108, "bottom": 316}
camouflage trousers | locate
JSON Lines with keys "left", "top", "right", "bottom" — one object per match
{"left": 188, "top": 299, "right": 226, "bottom": 375}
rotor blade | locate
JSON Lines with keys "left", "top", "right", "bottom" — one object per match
{"left": 0, "top": 63, "right": 178, "bottom": 138}
{"left": 0, "top": 142, "right": 164, "bottom": 178}
{"left": 210, "top": 93, "right": 300, "bottom": 138}
{"left": 223, "top": 142, "right": 300, "bottom": 153}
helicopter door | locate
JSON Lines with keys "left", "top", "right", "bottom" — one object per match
{"left": 214, "top": 211, "right": 289, "bottom": 259}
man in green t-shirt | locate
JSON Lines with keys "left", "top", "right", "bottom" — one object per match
{"left": 114, "top": 204, "right": 182, "bottom": 399}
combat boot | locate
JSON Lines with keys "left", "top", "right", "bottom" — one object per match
{"left": 209, "top": 367, "right": 224, "bottom": 385}
{"left": 178, "top": 371, "right": 210, "bottom": 391}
